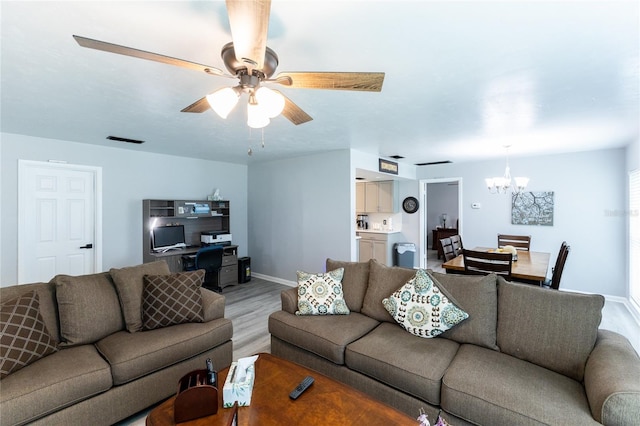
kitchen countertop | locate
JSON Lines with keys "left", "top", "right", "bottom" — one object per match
{"left": 356, "top": 230, "right": 401, "bottom": 234}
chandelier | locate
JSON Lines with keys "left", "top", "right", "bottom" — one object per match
{"left": 206, "top": 74, "right": 285, "bottom": 129}
{"left": 485, "top": 146, "right": 529, "bottom": 194}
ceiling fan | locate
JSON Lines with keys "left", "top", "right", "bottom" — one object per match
{"left": 73, "top": 0, "right": 385, "bottom": 129}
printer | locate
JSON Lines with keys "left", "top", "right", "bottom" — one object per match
{"left": 201, "top": 231, "right": 232, "bottom": 245}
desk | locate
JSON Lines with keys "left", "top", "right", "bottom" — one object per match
{"left": 442, "top": 247, "right": 550, "bottom": 283}
{"left": 149, "top": 245, "right": 238, "bottom": 288}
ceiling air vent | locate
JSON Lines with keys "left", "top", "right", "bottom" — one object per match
{"left": 389, "top": 155, "right": 405, "bottom": 159}
{"left": 107, "top": 136, "right": 145, "bottom": 144}
{"left": 415, "top": 160, "right": 452, "bottom": 166}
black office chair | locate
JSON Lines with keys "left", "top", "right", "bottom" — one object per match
{"left": 195, "top": 245, "right": 224, "bottom": 291}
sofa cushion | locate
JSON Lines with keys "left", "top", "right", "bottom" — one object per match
{"left": 326, "top": 259, "right": 370, "bottom": 312}
{"left": 142, "top": 270, "right": 205, "bottom": 330}
{"left": 0, "top": 345, "right": 112, "bottom": 426}
{"left": 497, "top": 277, "right": 604, "bottom": 382}
{"left": 430, "top": 271, "right": 499, "bottom": 350}
{"left": 53, "top": 272, "right": 124, "bottom": 346}
{"left": 96, "top": 318, "right": 233, "bottom": 385}
{"left": 268, "top": 310, "right": 379, "bottom": 364}
{"left": 382, "top": 269, "right": 468, "bottom": 338}
{"left": 296, "top": 268, "right": 349, "bottom": 316}
{"left": 361, "top": 260, "right": 417, "bottom": 322}
{"left": 1, "top": 291, "right": 58, "bottom": 379}
{"left": 346, "top": 322, "right": 460, "bottom": 406}
{"left": 110, "top": 261, "right": 171, "bottom": 333}
{"left": 441, "top": 344, "right": 599, "bottom": 425}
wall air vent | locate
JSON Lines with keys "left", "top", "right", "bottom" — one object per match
{"left": 415, "top": 160, "right": 452, "bottom": 166}
{"left": 107, "top": 136, "right": 145, "bottom": 144}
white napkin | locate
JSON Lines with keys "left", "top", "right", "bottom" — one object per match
{"left": 233, "top": 355, "right": 258, "bottom": 383}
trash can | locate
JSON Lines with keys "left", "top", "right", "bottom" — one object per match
{"left": 394, "top": 243, "right": 416, "bottom": 268}
{"left": 238, "top": 257, "right": 251, "bottom": 283}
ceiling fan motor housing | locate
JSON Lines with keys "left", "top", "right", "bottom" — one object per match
{"left": 221, "top": 42, "right": 279, "bottom": 79}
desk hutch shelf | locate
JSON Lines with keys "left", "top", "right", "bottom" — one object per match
{"left": 142, "top": 199, "right": 237, "bottom": 287}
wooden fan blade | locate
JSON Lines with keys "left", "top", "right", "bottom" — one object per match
{"left": 272, "top": 90, "right": 313, "bottom": 125}
{"left": 73, "top": 35, "right": 227, "bottom": 76}
{"left": 225, "top": 0, "right": 271, "bottom": 70}
{"left": 181, "top": 97, "right": 211, "bottom": 113}
{"left": 274, "top": 72, "right": 385, "bottom": 92}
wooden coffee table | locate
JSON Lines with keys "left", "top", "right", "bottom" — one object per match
{"left": 146, "top": 353, "right": 415, "bottom": 425}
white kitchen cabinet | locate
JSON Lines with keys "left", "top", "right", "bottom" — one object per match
{"left": 357, "top": 231, "right": 404, "bottom": 266}
{"left": 356, "top": 182, "right": 366, "bottom": 213}
{"left": 360, "top": 181, "right": 398, "bottom": 213}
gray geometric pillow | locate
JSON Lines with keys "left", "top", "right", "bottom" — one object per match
{"left": 1, "top": 291, "right": 58, "bottom": 378}
{"left": 142, "top": 270, "right": 205, "bottom": 331}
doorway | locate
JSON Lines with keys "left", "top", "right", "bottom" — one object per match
{"left": 18, "top": 160, "right": 102, "bottom": 283}
{"left": 419, "top": 178, "right": 463, "bottom": 269}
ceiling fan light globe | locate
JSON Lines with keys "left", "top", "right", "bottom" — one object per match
{"left": 247, "top": 102, "right": 270, "bottom": 128}
{"left": 255, "top": 87, "right": 285, "bottom": 118}
{"left": 207, "top": 87, "right": 239, "bottom": 119}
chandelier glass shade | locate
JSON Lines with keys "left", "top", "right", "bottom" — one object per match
{"left": 485, "top": 147, "right": 529, "bottom": 194}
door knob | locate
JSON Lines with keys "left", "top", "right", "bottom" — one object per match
{"left": 80, "top": 244, "right": 93, "bottom": 249}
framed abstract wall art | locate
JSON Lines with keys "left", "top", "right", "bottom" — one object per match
{"left": 511, "top": 191, "right": 554, "bottom": 226}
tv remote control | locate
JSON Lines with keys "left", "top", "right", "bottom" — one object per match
{"left": 289, "top": 376, "right": 314, "bottom": 400}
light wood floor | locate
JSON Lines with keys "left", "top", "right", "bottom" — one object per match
{"left": 118, "top": 268, "right": 639, "bottom": 425}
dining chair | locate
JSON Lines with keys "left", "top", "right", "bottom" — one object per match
{"left": 440, "top": 237, "right": 455, "bottom": 261}
{"left": 497, "top": 234, "right": 531, "bottom": 251}
{"left": 463, "top": 248, "right": 513, "bottom": 279}
{"left": 195, "top": 245, "right": 224, "bottom": 291}
{"left": 450, "top": 235, "right": 463, "bottom": 257}
{"left": 543, "top": 243, "right": 570, "bottom": 290}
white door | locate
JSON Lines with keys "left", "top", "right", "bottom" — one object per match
{"left": 18, "top": 161, "right": 102, "bottom": 283}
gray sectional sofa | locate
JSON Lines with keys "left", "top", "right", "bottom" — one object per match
{"left": 269, "top": 259, "right": 640, "bottom": 425}
{"left": 0, "top": 261, "right": 233, "bottom": 426}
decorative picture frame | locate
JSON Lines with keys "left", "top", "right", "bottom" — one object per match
{"left": 511, "top": 191, "right": 554, "bottom": 226}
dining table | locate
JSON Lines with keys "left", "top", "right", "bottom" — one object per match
{"left": 441, "top": 247, "right": 551, "bottom": 284}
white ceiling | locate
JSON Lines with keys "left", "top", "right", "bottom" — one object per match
{"left": 1, "top": 1, "right": 638, "bottom": 166}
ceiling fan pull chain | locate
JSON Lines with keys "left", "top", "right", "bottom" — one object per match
{"left": 261, "top": 128, "right": 265, "bottom": 149}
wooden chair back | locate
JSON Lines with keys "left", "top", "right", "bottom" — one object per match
{"left": 450, "top": 235, "right": 463, "bottom": 256}
{"left": 497, "top": 234, "right": 531, "bottom": 251}
{"left": 440, "top": 237, "right": 455, "bottom": 261}
{"left": 463, "top": 249, "right": 513, "bottom": 279}
{"left": 549, "top": 244, "right": 570, "bottom": 290}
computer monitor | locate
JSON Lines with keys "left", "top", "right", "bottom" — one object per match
{"left": 152, "top": 225, "right": 186, "bottom": 251}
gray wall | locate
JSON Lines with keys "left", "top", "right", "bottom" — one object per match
{"left": 411, "top": 148, "right": 628, "bottom": 297}
{"left": 248, "top": 150, "right": 352, "bottom": 283}
{"left": 1, "top": 132, "right": 248, "bottom": 286}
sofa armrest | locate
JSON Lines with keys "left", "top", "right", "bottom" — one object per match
{"left": 201, "top": 288, "right": 226, "bottom": 321}
{"left": 281, "top": 287, "right": 298, "bottom": 314}
{"left": 584, "top": 329, "right": 640, "bottom": 425}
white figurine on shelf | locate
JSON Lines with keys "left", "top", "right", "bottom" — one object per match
{"left": 212, "top": 189, "right": 222, "bottom": 201}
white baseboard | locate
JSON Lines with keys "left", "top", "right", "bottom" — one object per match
{"left": 252, "top": 272, "right": 296, "bottom": 288}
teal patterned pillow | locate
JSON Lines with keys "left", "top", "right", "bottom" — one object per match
{"left": 383, "top": 269, "right": 468, "bottom": 338}
{"left": 296, "top": 268, "right": 350, "bottom": 316}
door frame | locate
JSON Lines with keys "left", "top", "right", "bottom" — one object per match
{"left": 418, "top": 177, "right": 463, "bottom": 268}
{"left": 17, "top": 160, "right": 103, "bottom": 282}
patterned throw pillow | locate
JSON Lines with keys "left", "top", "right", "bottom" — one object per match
{"left": 296, "top": 268, "right": 350, "bottom": 316}
{"left": 142, "top": 270, "right": 205, "bottom": 331}
{"left": 1, "top": 291, "right": 58, "bottom": 378}
{"left": 382, "top": 269, "right": 468, "bottom": 338}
